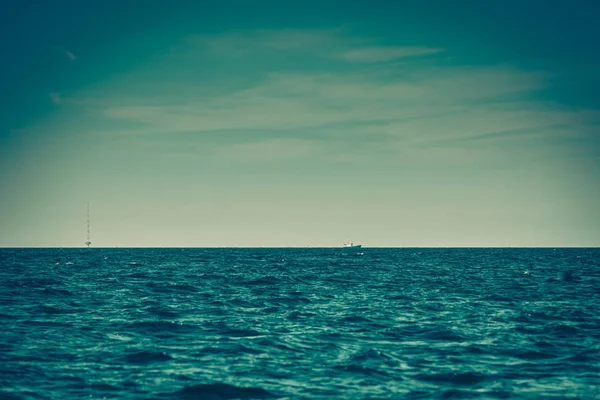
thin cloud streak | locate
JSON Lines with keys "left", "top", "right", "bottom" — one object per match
{"left": 336, "top": 46, "right": 442, "bottom": 62}
{"left": 55, "top": 47, "right": 77, "bottom": 60}
{"left": 192, "top": 28, "right": 440, "bottom": 63}
{"left": 64, "top": 50, "right": 76, "bottom": 60}
{"left": 49, "top": 92, "right": 61, "bottom": 104}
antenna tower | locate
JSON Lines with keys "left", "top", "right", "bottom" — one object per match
{"left": 85, "top": 203, "right": 91, "bottom": 248}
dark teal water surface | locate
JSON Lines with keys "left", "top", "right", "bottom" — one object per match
{"left": 1, "top": 248, "right": 599, "bottom": 399}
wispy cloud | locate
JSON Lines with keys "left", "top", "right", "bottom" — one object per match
{"left": 336, "top": 46, "right": 442, "bottom": 62}
{"left": 49, "top": 92, "right": 61, "bottom": 104}
{"left": 192, "top": 28, "right": 439, "bottom": 63}
{"left": 55, "top": 47, "right": 77, "bottom": 60}
{"left": 100, "top": 66, "right": 551, "bottom": 136}
{"left": 193, "top": 28, "right": 350, "bottom": 56}
{"left": 64, "top": 50, "right": 76, "bottom": 60}
{"left": 46, "top": 28, "right": 597, "bottom": 167}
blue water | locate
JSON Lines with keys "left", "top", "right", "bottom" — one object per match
{"left": 1, "top": 248, "right": 599, "bottom": 399}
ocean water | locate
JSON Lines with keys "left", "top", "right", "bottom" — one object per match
{"left": 1, "top": 248, "right": 599, "bottom": 399}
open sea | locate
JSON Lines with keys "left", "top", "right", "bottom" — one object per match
{"left": 1, "top": 247, "right": 599, "bottom": 399}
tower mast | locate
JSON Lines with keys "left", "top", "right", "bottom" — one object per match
{"left": 85, "top": 203, "right": 91, "bottom": 248}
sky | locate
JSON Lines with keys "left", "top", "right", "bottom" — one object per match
{"left": 1, "top": 0, "right": 599, "bottom": 247}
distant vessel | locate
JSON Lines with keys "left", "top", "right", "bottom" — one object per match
{"left": 343, "top": 240, "right": 361, "bottom": 249}
{"left": 85, "top": 203, "right": 91, "bottom": 248}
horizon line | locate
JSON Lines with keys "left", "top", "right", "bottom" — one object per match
{"left": 1, "top": 246, "right": 599, "bottom": 249}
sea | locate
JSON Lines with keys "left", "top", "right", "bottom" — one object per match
{"left": 0, "top": 247, "right": 599, "bottom": 399}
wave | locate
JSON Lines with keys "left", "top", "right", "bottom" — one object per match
{"left": 124, "top": 321, "right": 198, "bottom": 335}
{"left": 333, "top": 364, "right": 390, "bottom": 377}
{"left": 124, "top": 351, "right": 173, "bottom": 364}
{"left": 415, "top": 372, "right": 487, "bottom": 386}
{"left": 243, "top": 276, "right": 284, "bottom": 286}
{"left": 163, "top": 382, "right": 275, "bottom": 399}
{"left": 193, "top": 344, "right": 263, "bottom": 357}
{"left": 349, "top": 348, "right": 392, "bottom": 363}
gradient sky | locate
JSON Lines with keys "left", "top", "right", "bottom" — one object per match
{"left": 1, "top": 0, "right": 599, "bottom": 247}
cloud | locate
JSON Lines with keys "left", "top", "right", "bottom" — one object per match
{"left": 89, "top": 63, "right": 599, "bottom": 170}
{"left": 193, "top": 28, "right": 349, "bottom": 56}
{"left": 100, "top": 66, "right": 551, "bottom": 136}
{"left": 192, "top": 28, "right": 440, "bottom": 63}
{"left": 336, "top": 46, "right": 442, "bottom": 62}
{"left": 64, "top": 50, "right": 77, "bottom": 60}
{"left": 49, "top": 93, "right": 61, "bottom": 104}
{"left": 46, "top": 28, "right": 596, "bottom": 169}
{"left": 55, "top": 47, "right": 77, "bottom": 60}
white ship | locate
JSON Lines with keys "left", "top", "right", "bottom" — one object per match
{"left": 342, "top": 240, "right": 361, "bottom": 249}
